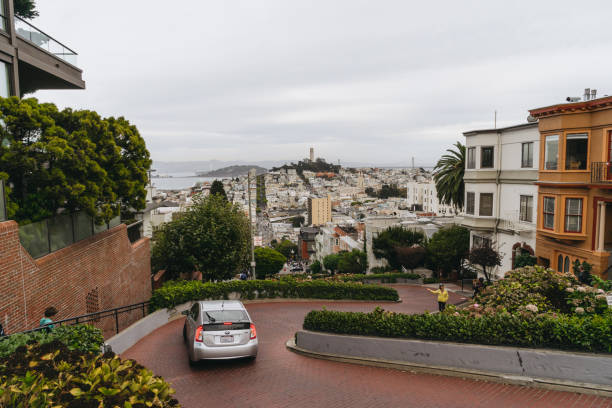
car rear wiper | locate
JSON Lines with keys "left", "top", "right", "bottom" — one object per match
{"left": 205, "top": 312, "right": 216, "bottom": 322}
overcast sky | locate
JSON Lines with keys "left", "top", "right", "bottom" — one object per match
{"left": 32, "top": 0, "right": 612, "bottom": 166}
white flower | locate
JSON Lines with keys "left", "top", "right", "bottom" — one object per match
{"left": 597, "top": 289, "right": 605, "bottom": 294}
{"left": 565, "top": 287, "right": 575, "bottom": 293}
{"left": 525, "top": 304, "right": 538, "bottom": 313}
{"left": 574, "top": 307, "right": 585, "bottom": 315}
{"left": 576, "top": 286, "right": 587, "bottom": 293}
{"left": 595, "top": 294, "right": 606, "bottom": 300}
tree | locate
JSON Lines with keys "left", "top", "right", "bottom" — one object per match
{"left": 394, "top": 246, "right": 425, "bottom": 272}
{"left": 291, "top": 215, "right": 304, "bottom": 227}
{"left": 309, "top": 260, "right": 323, "bottom": 274}
{"left": 373, "top": 226, "right": 425, "bottom": 269}
{"left": 151, "top": 194, "right": 250, "bottom": 281}
{"left": 210, "top": 180, "right": 227, "bottom": 200}
{"left": 468, "top": 246, "right": 502, "bottom": 283}
{"left": 14, "top": 0, "right": 38, "bottom": 19}
{"left": 514, "top": 252, "right": 537, "bottom": 268}
{"left": 323, "top": 253, "right": 341, "bottom": 274}
{"left": 433, "top": 141, "right": 465, "bottom": 210}
{"left": 254, "top": 247, "right": 286, "bottom": 279}
{"left": 337, "top": 250, "right": 368, "bottom": 274}
{"left": 0, "top": 97, "right": 151, "bottom": 224}
{"left": 426, "top": 225, "right": 470, "bottom": 277}
{"left": 274, "top": 239, "right": 298, "bottom": 259}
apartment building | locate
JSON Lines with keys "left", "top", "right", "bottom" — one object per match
{"left": 462, "top": 122, "right": 540, "bottom": 277}
{"left": 529, "top": 91, "right": 612, "bottom": 277}
{"left": 0, "top": 1, "right": 84, "bottom": 97}
{"left": 406, "top": 180, "right": 455, "bottom": 215}
{"left": 307, "top": 196, "right": 332, "bottom": 226}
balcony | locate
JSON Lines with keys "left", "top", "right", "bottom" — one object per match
{"left": 14, "top": 16, "right": 77, "bottom": 66}
{"left": 591, "top": 162, "right": 612, "bottom": 184}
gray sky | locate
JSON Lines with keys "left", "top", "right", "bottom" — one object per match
{"left": 33, "top": 0, "right": 612, "bottom": 166}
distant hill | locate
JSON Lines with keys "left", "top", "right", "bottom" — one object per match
{"left": 197, "top": 165, "right": 267, "bottom": 177}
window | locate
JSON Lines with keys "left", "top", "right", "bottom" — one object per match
{"left": 544, "top": 135, "right": 559, "bottom": 170}
{"left": 557, "top": 255, "right": 563, "bottom": 272}
{"left": 564, "top": 256, "right": 570, "bottom": 273}
{"left": 190, "top": 304, "right": 199, "bottom": 320}
{"left": 466, "top": 192, "right": 475, "bottom": 215}
{"left": 565, "top": 133, "right": 588, "bottom": 170}
{"left": 564, "top": 198, "right": 583, "bottom": 232}
{"left": 0, "top": 0, "right": 5, "bottom": 31}
{"left": 467, "top": 147, "right": 476, "bottom": 169}
{"left": 543, "top": 197, "right": 555, "bottom": 229}
{"left": 473, "top": 235, "right": 491, "bottom": 248}
{"left": 521, "top": 142, "right": 533, "bottom": 168}
{"left": 0, "top": 61, "right": 9, "bottom": 98}
{"left": 481, "top": 146, "right": 494, "bottom": 168}
{"left": 519, "top": 195, "right": 533, "bottom": 222}
{"left": 479, "top": 193, "right": 493, "bottom": 216}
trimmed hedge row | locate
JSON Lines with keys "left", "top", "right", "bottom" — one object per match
{"left": 150, "top": 279, "right": 400, "bottom": 311}
{"left": 338, "top": 272, "right": 421, "bottom": 283}
{"left": 303, "top": 308, "right": 612, "bottom": 353}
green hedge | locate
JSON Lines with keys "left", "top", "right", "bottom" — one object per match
{"left": 0, "top": 324, "right": 103, "bottom": 358}
{"left": 303, "top": 308, "right": 612, "bottom": 353}
{"left": 338, "top": 272, "right": 421, "bottom": 283}
{"left": 150, "top": 279, "right": 399, "bottom": 311}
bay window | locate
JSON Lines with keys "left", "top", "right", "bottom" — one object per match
{"left": 481, "top": 146, "right": 494, "bottom": 168}
{"left": 565, "top": 133, "right": 588, "bottom": 170}
{"left": 466, "top": 192, "right": 475, "bottom": 215}
{"left": 479, "top": 193, "right": 493, "bottom": 216}
{"left": 544, "top": 135, "right": 558, "bottom": 170}
{"left": 564, "top": 198, "right": 583, "bottom": 232}
{"left": 543, "top": 197, "right": 555, "bottom": 229}
{"left": 467, "top": 147, "right": 475, "bottom": 169}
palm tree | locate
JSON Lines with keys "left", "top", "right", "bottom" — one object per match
{"left": 433, "top": 142, "right": 465, "bottom": 210}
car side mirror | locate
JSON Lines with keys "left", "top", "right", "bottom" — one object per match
{"left": 181, "top": 310, "right": 189, "bottom": 316}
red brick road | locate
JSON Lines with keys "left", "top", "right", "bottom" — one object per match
{"left": 123, "top": 285, "right": 612, "bottom": 408}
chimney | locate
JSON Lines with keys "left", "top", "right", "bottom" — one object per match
{"left": 584, "top": 88, "right": 591, "bottom": 101}
{"left": 591, "top": 89, "right": 597, "bottom": 100}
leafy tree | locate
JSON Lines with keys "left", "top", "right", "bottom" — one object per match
{"left": 291, "top": 215, "right": 305, "bottom": 228}
{"left": 433, "top": 141, "right": 465, "bottom": 210}
{"left": 468, "top": 246, "right": 502, "bottom": 283}
{"left": 394, "top": 246, "right": 425, "bottom": 272}
{"left": 514, "top": 252, "right": 537, "bottom": 268}
{"left": 426, "top": 225, "right": 470, "bottom": 277}
{"left": 209, "top": 180, "right": 227, "bottom": 200}
{"left": 254, "top": 247, "right": 286, "bottom": 279}
{"left": 309, "top": 260, "right": 323, "bottom": 274}
{"left": 274, "top": 239, "right": 298, "bottom": 259}
{"left": 14, "top": 0, "right": 38, "bottom": 19}
{"left": 151, "top": 195, "right": 250, "bottom": 281}
{"left": 323, "top": 253, "right": 341, "bottom": 274}
{"left": 337, "top": 250, "right": 368, "bottom": 274}
{"left": 373, "top": 226, "right": 425, "bottom": 269}
{"left": 573, "top": 260, "right": 593, "bottom": 285}
{"left": 0, "top": 97, "right": 150, "bottom": 224}
{"left": 364, "top": 187, "right": 376, "bottom": 198}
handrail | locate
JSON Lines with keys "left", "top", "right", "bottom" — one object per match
{"left": 2, "top": 300, "right": 150, "bottom": 338}
{"left": 14, "top": 15, "right": 78, "bottom": 55}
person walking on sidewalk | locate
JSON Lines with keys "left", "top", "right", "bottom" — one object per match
{"left": 40, "top": 306, "right": 58, "bottom": 332}
{"left": 428, "top": 284, "right": 449, "bottom": 312}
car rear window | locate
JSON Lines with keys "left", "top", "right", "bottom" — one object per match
{"left": 203, "top": 310, "right": 249, "bottom": 324}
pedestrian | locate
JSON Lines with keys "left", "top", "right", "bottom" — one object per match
{"left": 40, "top": 306, "right": 58, "bottom": 332}
{"left": 240, "top": 271, "right": 247, "bottom": 281}
{"left": 0, "top": 322, "right": 5, "bottom": 337}
{"left": 427, "top": 284, "right": 449, "bottom": 312}
{"left": 472, "top": 278, "right": 480, "bottom": 298}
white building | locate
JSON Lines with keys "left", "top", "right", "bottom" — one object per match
{"left": 462, "top": 122, "right": 539, "bottom": 278}
{"left": 406, "top": 180, "right": 456, "bottom": 216}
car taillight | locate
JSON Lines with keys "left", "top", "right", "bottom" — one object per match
{"left": 195, "top": 326, "right": 203, "bottom": 342}
{"left": 250, "top": 323, "right": 257, "bottom": 340}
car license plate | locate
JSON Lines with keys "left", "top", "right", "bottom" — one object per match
{"left": 220, "top": 336, "right": 234, "bottom": 343}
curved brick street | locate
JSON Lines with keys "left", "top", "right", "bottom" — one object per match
{"left": 123, "top": 286, "right": 612, "bottom": 408}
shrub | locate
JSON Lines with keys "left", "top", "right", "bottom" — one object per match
{"left": 370, "top": 266, "right": 394, "bottom": 274}
{"left": 338, "top": 272, "right": 421, "bottom": 283}
{"left": 423, "top": 277, "right": 439, "bottom": 284}
{"left": 0, "top": 340, "right": 178, "bottom": 407}
{"left": 309, "top": 260, "right": 323, "bottom": 274}
{"left": 303, "top": 307, "right": 612, "bottom": 353}
{"left": 149, "top": 279, "right": 399, "bottom": 311}
{"left": 514, "top": 252, "right": 537, "bottom": 268}
{"left": 0, "top": 324, "right": 103, "bottom": 358}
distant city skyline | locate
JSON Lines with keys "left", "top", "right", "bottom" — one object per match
{"left": 31, "top": 0, "right": 612, "bottom": 164}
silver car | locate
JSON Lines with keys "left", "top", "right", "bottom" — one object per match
{"left": 182, "top": 300, "right": 258, "bottom": 364}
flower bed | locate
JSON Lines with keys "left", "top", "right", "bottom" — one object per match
{"left": 149, "top": 279, "right": 400, "bottom": 311}
{"left": 303, "top": 307, "right": 612, "bottom": 353}
{"left": 0, "top": 325, "right": 180, "bottom": 407}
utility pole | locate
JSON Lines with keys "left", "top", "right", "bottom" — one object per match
{"left": 247, "top": 169, "right": 256, "bottom": 279}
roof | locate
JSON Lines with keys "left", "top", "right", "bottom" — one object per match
{"left": 198, "top": 300, "right": 245, "bottom": 311}
{"left": 529, "top": 95, "right": 612, "bottom": 118}
{"left": 463, "top": 122, "right": 538, "bottom": 136}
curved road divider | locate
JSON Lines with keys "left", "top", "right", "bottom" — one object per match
{"left": 287, "top": 330, "right": 612, "bottom": 396}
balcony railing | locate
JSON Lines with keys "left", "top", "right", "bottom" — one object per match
{"left": 591, "top": 162, "right": 612, "bottom": 183}
{"left": 14, "top": 16, "right": 78, "bottom": 66}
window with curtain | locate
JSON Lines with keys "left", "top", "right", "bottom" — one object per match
{"left": 545, "top": 135, "right": 559, "bottom": 170}
{"left": 467, "top": 147, "right": 475, "bottom": 169}
{"left": 565, "top": 133, "right": 588, "bottom": 170}
{"left": 564, "top": 198, "right": 583, "bottom": 232}
{"left": 519, "top": 195, "right": 533, "bottom": 222}
{"left": 543, "top": 197, "right": 555, "bottom": 229}
{"left": 479, "top": 193, "right": 493, "bottom": 216}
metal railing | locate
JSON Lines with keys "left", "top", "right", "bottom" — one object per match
{"left": 4, "top": 301, "right": 150, "bottom": 338}
{"left": 591, "top": 162, "right": 612, "bottom": 183}
{"left": 126, "top": 220, "right": 143, "bottom": 243}
{"left": 14, "top": 16, "right": 78, "bottom": 66}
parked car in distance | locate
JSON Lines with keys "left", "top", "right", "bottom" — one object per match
{"left": 182, "top": 300, "right": 258, "bottom": 365}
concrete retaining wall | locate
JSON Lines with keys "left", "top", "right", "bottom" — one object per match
{"left": 295, "top": 330, "right": 612, "bottom": 389}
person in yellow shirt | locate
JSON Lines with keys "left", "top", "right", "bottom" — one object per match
{"left": 428, "top": 284, "right": 449, "bottom": 311}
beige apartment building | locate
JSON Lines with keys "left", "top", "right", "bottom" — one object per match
{"left": 308, "top": 196, "right": 332, "bottom": 226}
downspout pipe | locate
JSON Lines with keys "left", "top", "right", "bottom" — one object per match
{"left": 494, "top": 130, "right": 502, "bottom": 277}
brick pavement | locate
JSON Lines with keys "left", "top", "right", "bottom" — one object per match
{"left": 123, "top": 285, "right": 612, "bottom": 408}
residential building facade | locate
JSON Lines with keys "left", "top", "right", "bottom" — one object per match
{"left": 406, "top": 180, "right": 455, "bottom": 216}
{"left": 529, "top": 94, "right": 612, "bottom": 277}
{"left": 307, "top": 196, "right": 332, "bottom": 226}
{"left": 462, "top": 122, "right": 540, "bottom": 277}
